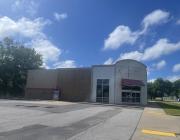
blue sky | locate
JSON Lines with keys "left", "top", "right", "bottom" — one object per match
{"left": 0, "top": 0, "right": 180, "bottom": 81}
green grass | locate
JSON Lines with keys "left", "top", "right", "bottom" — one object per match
{"left": 157, "top": 101, "right": 180, "bottom": 116}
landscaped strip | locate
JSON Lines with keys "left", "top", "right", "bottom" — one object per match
{"left": 157, "top": 101, "right": 180, "bottom": 116}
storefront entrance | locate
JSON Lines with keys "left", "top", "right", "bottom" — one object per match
{"left": 122, "top": 91, "right": 140, "bottom": 103}
{"left": 121, "top": 79, "right": 144, "bottom": 104}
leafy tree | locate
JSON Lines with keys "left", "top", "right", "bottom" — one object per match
{"left": 173, "top": 79, "right": 180, "bottom": 98}
{"left": 163, "top": 80, "right": 173, "bottom": 96}
{"left": 0, "top": 37, "right": 42, "bottom": 97}
{"left": 147, "top": 78, "right": 179, "bottom": 100}
{"left": 153, "top": 78, "right": 165, "bottom": 100}
{"left": 147, "top": 82, "right": 156, "bottom": 99}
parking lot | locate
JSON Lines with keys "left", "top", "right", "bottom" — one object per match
{"left": 0, "top": 100, "right": 143, "bottom": 140}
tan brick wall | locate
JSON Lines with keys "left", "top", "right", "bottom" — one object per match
{"left": 25, "top": 88, "right": 53, "bottom": 100}
{"left": 57, "top": 68, "right": 91, "bottom": 101}
{"left": 26, "top": 69, "right": 58, "bottom": 89}
{"left": 25, "top": 68, "right": 92, "bottom": 101}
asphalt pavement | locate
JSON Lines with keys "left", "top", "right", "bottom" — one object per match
{"left": 0, "top": 100, "right": 143, "bottom": 140}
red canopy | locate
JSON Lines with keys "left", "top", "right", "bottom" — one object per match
{"left": 122, "top": 79, "right": 145, "bottom": 86}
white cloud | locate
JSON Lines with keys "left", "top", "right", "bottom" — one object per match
{"left": 103, "top": 9, "right": 170, "bottom": 50}
{"left": 118, "top": 51, "right": 143, "bottom": 61}
{"left": 41, "top": 62, "right": 50, "bottom": 69}
{"left": 0, "top": 16, "right": 74, "bottom": 68}
{"left": 104, "top": 25, "right": 139, "bottom": 50}
{"left": 176, "top": 19, "right": 180, "bottom": 25}
{"left": 53, "top": 60, "right": 76, "bottom": 68}
{"left": 142, "top": 9, "right": 170, "bottom": 32}
{"left": 118, "top": 39, "right": 180, "bottom": 61}
{"left": 12, "top": 0, "right": 39, "bottom": 16}
{"left": 173, "top": 63, "right": 180, "bottom": 72}
{"left": 148, "top": 75, "right": 180, "bottom": 83}
{"left": 142, "top": 39, "right": 180, "bottom": 61}
{"left": 54, "top": 12, "right": 68, "bottom": 21}
{"left": 30, "top": 39, "right": 61, "bottom": 62}
{"left": 166, "top": 75, "right": 180, "bottom": 82}
{"left": 0, "top": 16, "right": 50, "bottom": 39}
{"left": 104, "top": 58, "right": 113, "bottom": 65}
{"left": 152, "top": 60, "right": 166, "bottom": 70}
{"left": 148, "top": 78, "right": 156, "bottom": 83}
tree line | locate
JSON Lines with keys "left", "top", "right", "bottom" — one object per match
{"left": 0, "top": 38, "right": 42, "bottom": 98}
{"left": 148, "top": 78, "right": 180, "bottom": 100}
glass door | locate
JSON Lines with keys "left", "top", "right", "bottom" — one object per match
{"left": 96, "top": 79, "right": 109, "bottom": 103}
{"left": 122, "top": 92, "right": 140, "bottom": 103}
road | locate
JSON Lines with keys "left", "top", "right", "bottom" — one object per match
{"left": 0, "top": 100, "right": 143, "bottom": 140}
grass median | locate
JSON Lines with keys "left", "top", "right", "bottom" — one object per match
{"left": 157, "top": 101, "right": 180, "bottom": 116}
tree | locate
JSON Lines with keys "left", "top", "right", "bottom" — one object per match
{"left": 147, "top": 82, "right": 156, "bottom": 100}
{"left": 163, "top": 80, "right": 172, "bottom": 96}
{"left": 0, "top": 38, "right": 42, "bottom": 97}
{"left": 147, "top": 78, "right": 179, "bottom": 100}
{"left": 153, "top": 78, "right": 165, "bottom": 100}
{"left": 173, "top": 79, "right": 180, "bottom": 98}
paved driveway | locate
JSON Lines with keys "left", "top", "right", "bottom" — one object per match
{"left": 0, "top": 100, "right": 143, "bottom": 140}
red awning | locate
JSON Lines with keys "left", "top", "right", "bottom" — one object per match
{"left": 122, "top": 79, "right": 145, "bottom": 86}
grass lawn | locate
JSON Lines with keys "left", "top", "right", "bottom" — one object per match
{"left": 157, "top": 101, "right": 180, "bottom": 116}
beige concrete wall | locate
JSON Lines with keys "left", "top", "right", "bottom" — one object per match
{"left": 115, "top": 59, "right": 147, "bottom": 105}
{"left": 91, "top": 66, "right": 115, "bottom": 103}
{"left": 92, "top": 59, "right": 147, "bottom": 105}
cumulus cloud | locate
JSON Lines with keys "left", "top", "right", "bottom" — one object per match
{"left": 104, "top": 58, "right": 113, "bottom": 65}
{"left": 29, "top": 39, "right": 61, "bottom": 62}
{"left": 103, "top": 9, "right": 170, "bottom": 50}
{"left": 176, "top": 19, "right": 180, "bottom": 25}
{"left": 0, "top": 16, "right": 74, "bottom": 68}
{"left": 148, "top": 78, "right": 156, "bottom": 83}
{"left": 173, "top": 63, "right": 180, "bottom": 72}
{"left": 142, "top": 9, "right": 170, "bottom": 32}
{"left": 166, "top": 75, "right": 180, "bottom": 82}
{"left": 118, "top": 39, "right": 180, "bottom": 61}
{"left": 12, "top": 0, "right": 39, "bottom": 16}
{"left": 152, "top": 60, "right": 166, "bottom": 70}
{"left": 54, "top": 12, "right": 68, "bottom": 21}
{"left": 142, "top": 39, "right": 180, "bottom": 60}
{"left": 118, "top": 51, "right": 143, "bottom": 61}
{"left": 53, "top": 60, "right": 76, "bottom": 68}
{"left": 104, "top": 25, "right": 138, "bottom": 50}
{"left": 0, "top": 16, "right": 49, "bottom": 39}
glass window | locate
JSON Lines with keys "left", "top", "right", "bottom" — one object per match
{"left": 103, "top": 85, "right": 109, "bottom": 97}
{"left": 122, "top": 86, "right": 141, "bottom": 91}
{"left": 96, "top": 79, "right": 109, "bottom": 103}
{"left": 96, "top": 87, "right": 102, "bottom": 97}
{"left": 122, "top": 92, "right": 140, "bottom": 103}
{"left": 103, "top": 79, "right": 109, "bottom": 85}
{"left": 97, "top": 79, "right": 103, "bottom": 85}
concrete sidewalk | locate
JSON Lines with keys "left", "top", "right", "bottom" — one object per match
{"left": 132, "top": 103, "right": 180, "bottom": 140}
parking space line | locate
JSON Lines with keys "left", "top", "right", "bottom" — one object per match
{"left": 142, "top": 129, "right": 176, "bottom": 137}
